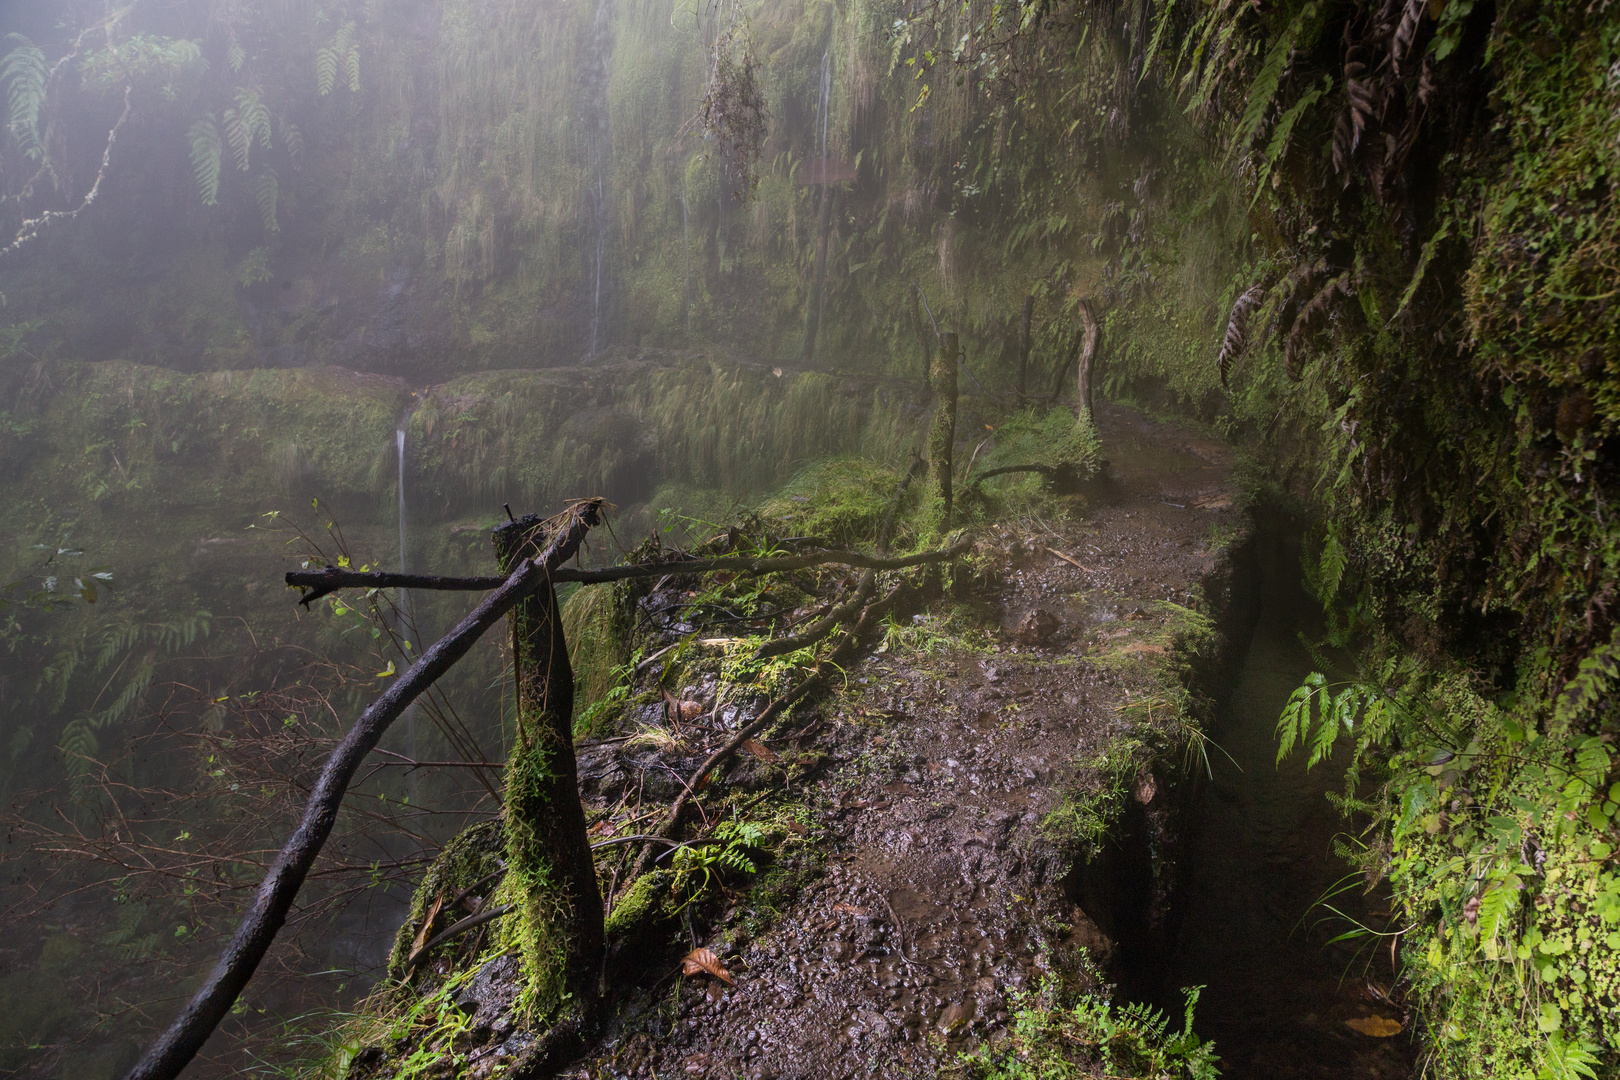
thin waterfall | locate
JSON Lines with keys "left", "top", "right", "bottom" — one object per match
{"left": 681, "top": 180, "right": 692, "bottom": 333}
{"left": 818, "top": 49, "right": 831, "bottom": 181}
{"left": 585, "top": 0, "right": 614, "bottom": 355}
{"left": 396, "top": 424, "right": 417, "bottom": 775}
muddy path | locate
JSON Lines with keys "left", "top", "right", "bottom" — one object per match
{"left": 566, "top": 403, "right": 1244, "bottom": 1078}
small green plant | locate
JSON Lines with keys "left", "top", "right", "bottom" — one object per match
{"left": 669, "top": 817, "right": 767, "bottom": 913}
{"left": 957, "top": 977, "right": 1219, "bottom": 1080}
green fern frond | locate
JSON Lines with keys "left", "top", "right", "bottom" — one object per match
{"left": 1555, "top": 626, "right": 1620, "bottom": 733}
{"left": 278, "top": 117, "right": 303, "bottom": 163}
{"left": 315, "top": 46, "right": 338, "bottom": 96}
{"left": 1232, "top": 8, "right": 1307, "bottom": 158}
{"left": 1538, "top": 1032, "right": 1602, "bottom": 1080}
{"left": 254, "top": 170, "right": 279, "bottom": 232}
{"left": 2, "top": 34, "right": 47, "bottom": 161}
{"left": 316, "top": 22, "right": 358, "bottom": 96}
{"left": 234, "top": 86, "right": 271, "bottom": 150}
{"left": 188, "top": 116, "right": 222, "bottom": 205}
{"left": 223, "top": 107, "right": 250, "bottom": 170}
{"left": 1252, "top": 77, "right": 1329, "bottom": 205}
{"left": 226, "top": 41, "right": 245, "bottom": 74}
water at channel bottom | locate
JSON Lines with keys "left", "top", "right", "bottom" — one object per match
{"left": 1165, "top": 524, "right": 1415, "bottom": 1079}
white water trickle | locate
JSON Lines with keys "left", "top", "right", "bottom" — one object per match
{"left": 818, "top": 50, "right": 832, "bottom": 182}
{"left": 396, "top": 425, "right": 417, "bottom": 774}
{"left": 586, "top": 0, "right": 614, "bottom": 355}
{"left": 681, "top": 183, "right": 692, "bottom": 333}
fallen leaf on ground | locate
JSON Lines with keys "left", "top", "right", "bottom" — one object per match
{"left": 742, "top": 737, "right": 780, "bottom": 763}
{"left": 784, "top": 820, "right": 808, "bottom": 835}
{"left": 681, "top": 947, "right": 735, "bottom": 984}
{"left": 832, "top": 903, "right": 869, "bottom": 916}
{"left": 1344, "top": 1015, "right": 1403, "bottom": 1037}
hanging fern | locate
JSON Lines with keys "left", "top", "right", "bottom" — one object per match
{"left": 278, "top": 116, "right": 303, "bottom": 163}
{"left": 1231, "top": 8, "right": 1308, "bottom": 157}
{"left": 187, "top": 116, "right": 222, "bottom": 205}
{"left": 254, "top": 170, "right": 279, "bottom": 232}
{"left": 226, "top": 40, "right": 246, "bottom": 74}
{"left": 316, "top": 22, "right": 359, "bottom": 96}
{"left": 1217, "top": 283, "right": 1265, "bottom": 387}
{"left": 1, "top": 33, "right": 47, "bottom": 161}
{"left": 235, "top": 86, "right": 272, "bottom": 150}
{"left": 223, "top": 107, "right": 250, "bottom": 171}
{"left": 1285, "top": 271, "right": 1350, "bottom": 379}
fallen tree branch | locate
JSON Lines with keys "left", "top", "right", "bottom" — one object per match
{"left": 965, "top": 463, "right": 1068, "bottom": 490}
{"left": 284, "top": 539, "right": 970, "bottom": 605}
{"left": 753, "top": 572, "right": 875, "bottom": 660}
{"left": 123, "top": 500, "right": 603, "bottom": 1080}
{"left": 404, "top": 904, "right": 516, "bottom": 975}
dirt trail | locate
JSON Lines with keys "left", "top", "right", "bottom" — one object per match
{"left": 576, "top": 404, "right": 1240, "bottom": 1079}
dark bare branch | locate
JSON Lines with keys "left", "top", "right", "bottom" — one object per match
{"left": 123, "top": 500, "right": 603, "bottom": 1080}
{"left": 284, "top": 540, "right": 971, "bottom": 603}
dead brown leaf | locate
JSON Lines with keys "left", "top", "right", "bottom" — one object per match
{"left": 1344, "top": 1015, "right": 1403, "bottom": 1037}
{"left": 406, "top": 893, "right": 446, "bottom": 966}
{"left": 681, "top": 947, "right": 735, "bottom": 984}
{"left": 742, "top": 737, "right": 780, "bottom": 764}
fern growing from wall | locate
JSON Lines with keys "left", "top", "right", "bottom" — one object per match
{"left": 0, "top": 33, "right": 46, "bottom": 161}
{"left": 188, "top": 118, "right": 223, "bottom": 205}
{"left": 315, "top": 21, "right": 361, "bottom": 96}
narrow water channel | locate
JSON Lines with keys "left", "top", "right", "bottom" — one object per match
{"left": 1166, "top": 523, "right": 1414, "bottom": 1079}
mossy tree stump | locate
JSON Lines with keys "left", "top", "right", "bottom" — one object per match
{"left": 493, "top": 515, "right": 604, "bottom": 1020}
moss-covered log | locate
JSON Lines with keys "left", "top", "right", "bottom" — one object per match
{"left": 493, "top": 515, "right": 604, "bottom": 1021}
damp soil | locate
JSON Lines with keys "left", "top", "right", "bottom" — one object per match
{"left": 566, "top": 402, "right": 1244, "bottom": 1079}
{"left": 426, "top": 403, "right": 1421, "bottom": 1080}
{"left": 1160, "top": 524, "right": 1417, "bottom": 1079}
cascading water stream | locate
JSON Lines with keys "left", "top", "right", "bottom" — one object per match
{"left": 681, "top": 181, "right": 693, "bottom": 333}
{"left": 396, "top": 423, "right": 417, "bottom": 784}
{"left": 818, "top": 49, "right": 831, "bottom": 181}
{"left": 799, "top": 49, "right": 836, "bottom": 363}
{"left": 585, "top": 0, "right": 614, "bottom": 355}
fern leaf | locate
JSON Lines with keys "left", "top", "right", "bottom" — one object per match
{"left": 254, "top": 170, "right": 279, "bottom": 233}
{"left": 1555, "top": 628, "right": 1620, "bottom": 732}
{"left": 1277, "top": 673, "right": 1327, "bottom": 763}
{"left": 226, "top": 41, "right": 245, "bottom": 74}
{"left": 1232, "top": 10, "right": 1304, "bottom": 156}
{"left": 1285, "top": 272, "right": 1349, "bottom": 379}
{"left": 1252, "top": 79, "right": 1328, "bottom": 205}
{"left": 315, "top": 47, "right": 338, "bottom": 96}
{"left": 278, "top": 117, "right": 303, "bottom": 163}
{"left": 235, "top": 87, "right": 271, "bottom": 150}
{"left": 187, "top": 117, "right": 222, "bottom": 205}
{"left": 1575, "top": 735, "right": 1612, "bottom": 788}
{"left": 223, "top": 107, "right": 251, "bottom": 171}
{"left": 1392, "top": 0, "right": 1425, "bottom": 75}
{"left": 1475, "top": 882, "right": 1510, "bottom": 943}
{"left": 1218, "top": 284, "right": 1265, "bottom": 387}
{"left": 1539, "top": 1032, "right": 1602, "bottom": 1080}
{"left": 2, "top": 34, "right": 47, "bottom": 160}
{"left": 346, "top": 45, "right": 361, "bottom": 94}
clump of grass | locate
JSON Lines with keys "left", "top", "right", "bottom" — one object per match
{"left": 755, "top": 457, "right": 911, "bottom": 550}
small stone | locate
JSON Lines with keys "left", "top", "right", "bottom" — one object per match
{"left": 1015, "top": 608, "right": 1059, "bottom": 644}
